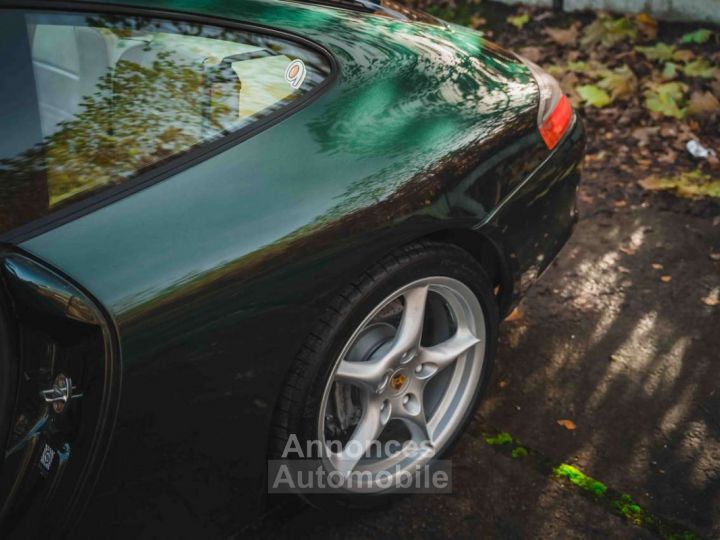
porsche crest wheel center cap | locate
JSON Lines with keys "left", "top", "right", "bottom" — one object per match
{"left": 390, "top": 371, "right": 408, "bottom": 391}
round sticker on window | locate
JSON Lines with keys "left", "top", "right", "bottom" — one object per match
{"left": 285, "top": 59, "right": 306, "bottom": 89}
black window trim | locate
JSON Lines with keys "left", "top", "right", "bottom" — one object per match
{"left": 0, "top": 0, "right": 339, "bottom": 245}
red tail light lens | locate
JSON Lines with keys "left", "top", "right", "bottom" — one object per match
{"left": 516, "top": 55, "right": 574, "bottom": 150}
{"left": 539, "top": 94, "right": 572, "bottom": 150}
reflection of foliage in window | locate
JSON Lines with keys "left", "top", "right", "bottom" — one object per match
{"left": 0, "top": 12, "right": 331, "bottom": 234}
{"left": 0, "top": 48, "right": 240, "bottom": 209}
{"left": 44, "top": 51, "right": 236, "bottom": 206}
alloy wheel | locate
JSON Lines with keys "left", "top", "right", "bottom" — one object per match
{"left": 318, "top": 276, "right": 486, "bottom": 491}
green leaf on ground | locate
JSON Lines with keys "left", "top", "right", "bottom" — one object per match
{"left": 567, "top": 60, "right": 590, "bottom": 73}
{"left": 546, "top": 64, "right": 566, "bottom": 77}
{"left": 681, "top": 28, "right": 713, "bottom": 44}
{"left": 566, "top": 60, "right": 607, "bottom": 77}
{"left": 582, "top": 15, "right": 638, "bottom": 47}
{"left": 662, "top": 62, "right": 679, "bottom": 79}
{"left": 597, "top": 65, "right": 637, "bottom": 100}
{"left": 639, "top": 171, "right": 720, "bottom": 198}
{"left": 682, "top": 58, "right": 717, "bottom": 78}
{"left": 578, "top": 84, "right": 612, "bottom": 107}
{"left": 643, "top": 81, "right": 688, "bottom": 118}
{"left": 635, "top": 42, "right": 676, "bottom": 62}
{"left": 507, "top": 13, "right": 530, "bottom": 29}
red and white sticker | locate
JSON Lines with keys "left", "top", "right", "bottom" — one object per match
{"left": 285, "top": 59, "right": 306, "bottom": 89}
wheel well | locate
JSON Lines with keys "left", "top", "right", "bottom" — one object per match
{"left": 424, "top": 228, "right": 513, "bottom": 315}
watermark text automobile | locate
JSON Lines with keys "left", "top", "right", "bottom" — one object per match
{"left": 268, "top": 435, "right": 453, "bottom": 493}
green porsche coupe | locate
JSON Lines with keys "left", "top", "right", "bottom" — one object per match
{"left": 0, "top": 0, "right": 584, "bottom": 536}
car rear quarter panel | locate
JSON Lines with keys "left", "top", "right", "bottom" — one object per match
{"left": 14, "top": 0, "right": 552, "bottom": 533}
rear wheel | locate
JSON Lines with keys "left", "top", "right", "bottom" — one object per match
{"left": 271, "top": 241, "right": 498, "bottom": 502}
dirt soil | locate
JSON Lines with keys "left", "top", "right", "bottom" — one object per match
{"left": 247, "top": 4, "right": 720, "bottom": 539}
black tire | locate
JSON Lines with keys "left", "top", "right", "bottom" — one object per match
{"left": 270, "top": 241, "right": 499, "bottom": 507}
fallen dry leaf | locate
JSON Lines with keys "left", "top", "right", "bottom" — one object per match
{"left": 702, "top": 290, "right": 719, "bottom": 306}
{"left": 545, "top": 24, "right": 579, "bottom": 46}
{"left": 620, "top": 246, "right": 637, "bottom": 255}
{"left": 499, "top": 380, "right": 509, "bottom": 388}
{"left": 672, "top": 49, "right": 695, "bottom": 63}
{"left": 598, "top": 65, "right": 638, "bottom": 101}
{"left": 557, "top": 419, "right": 577, "bottom": 430}
{"left": 505, "top": 307, "right": 523, "bottom": 322}
{"left": 613, "top": 199, "right": 628, "bottom": 208}
{"left": 578, "top": 191, "right": 595, "bottom": 204}
{"left": 635, "top": 12, "right": 658, "bottom": 40}
{"left": 618, "top": 265, "right": 631, "bottom": 273}
{"left": 470, "top": 15, "right": 486, "bottom": 29}
{"left": 657, "top": 149, "right": 679, "bottom": 164}
{"left": 710, "top": 252, "right": 720, "bottom": 261}
{"left": 661, "top": 275, "right": 673, "bottom": 283}
{"left": 519, "top": 46, "right": 543, "bottom": 63}
{"left": 632, "top": 126, "right": 659, "bottom": 144}
{"left": 688, "top": 91, "right": 720, "bottom": 117}
{"left": 652, "top": 263, "right": 664, "bottom": 269}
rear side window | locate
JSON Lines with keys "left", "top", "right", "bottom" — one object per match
{"left": 0, "top": 10, "right": 331, "bottom": 235}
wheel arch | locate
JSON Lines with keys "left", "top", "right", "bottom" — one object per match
{"left": 422, "top": 227, "right": 514, "bottom": 317}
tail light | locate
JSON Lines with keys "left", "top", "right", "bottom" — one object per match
{"left": 518, "top": 56, "right": 573, "bottom": 150}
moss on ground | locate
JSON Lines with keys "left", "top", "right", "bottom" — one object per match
{"left": 554, "top": 463, "right": 608, "bottom": 496}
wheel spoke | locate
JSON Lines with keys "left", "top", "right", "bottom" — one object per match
{"left": 397, "top": 405, "right": 434, "bottom": 451}
{"left": 392, "top": 285, "right": 429, "bottom": 353}
{"left": 335, "top": 358, "right": 389, "bottom": 392}
{"left": 420, "top": 330, "right": 480, "bottom": 371}
{"left": 330, "top": 396, "right": 388, "bottom": 476}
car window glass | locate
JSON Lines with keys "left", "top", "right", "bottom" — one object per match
{"left": 0, "top": 10, "right": 331, "bottom": 234}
